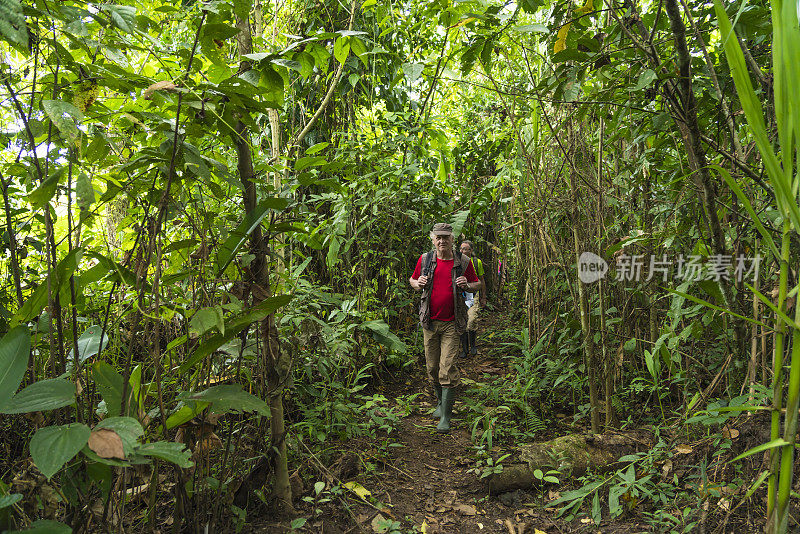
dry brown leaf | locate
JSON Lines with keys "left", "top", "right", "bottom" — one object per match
{"left": 662, "top": 459, "right": 673, "bottom": 478}
{"left": 204, "top": 412, "right": 223, "bottom": 425}
{"left": 371, "top": 513, "right": 387, "bottom": 533}
{"left": 722, "top": 427, "right": 740, "bottom": 439}
{"left": 675, "top": 444, "right": 693, "bottom": 454}
{"left": 88, "top": 429, "right": 125, "bottom": 459}
{"left": 195, "top": 433, "right": 223, "bottom": 455}
{"left": 143, "top": 80, "right": 177, "bottom": 100}
{"left": 453, "top": 503, "right": 476, "bottom": 516}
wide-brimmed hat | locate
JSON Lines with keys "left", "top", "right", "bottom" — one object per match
{"left": 431, "top": 223, "right": 453, "bottom": 235}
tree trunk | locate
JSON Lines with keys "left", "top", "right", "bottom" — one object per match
{"left": 567, "top": 129, "right": 600, "bottom": 433}
{"left": 234, "top": 15, "right": 293, "bottom": 511}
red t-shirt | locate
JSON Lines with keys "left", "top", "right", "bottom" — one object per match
{"left": 412, "top": 254, "right": 479, "bottom": 321}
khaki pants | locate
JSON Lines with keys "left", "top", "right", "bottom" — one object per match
{"left": 422, "top": 320, "right": 461, "bottom": 387}
{"left": 467, "top": 301, "right": 481, "bottom": 331}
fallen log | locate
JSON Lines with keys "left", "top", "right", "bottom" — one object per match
{"left": 488, "top": 431, "right": 653, "bottom": 494}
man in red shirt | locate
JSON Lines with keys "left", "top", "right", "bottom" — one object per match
{"left": 410, "top": 223, "right": 480, "bottom": 433}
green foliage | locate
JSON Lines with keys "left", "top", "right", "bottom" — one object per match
{"left": 469, "top": 448, "right": 510, "bottom": 480}
{"left": 179, "top": 385, "right": 270, "bottom": 416}
{"left": 0, "top": 379, "right": 76, "bottom": 414}
{"left": 0, "top": 0, "right": 789, "bottom": 529}
{"left": 9, "top": 520, "right": 72, "bottom": 534}
{"left": 0, "top": 0, "right": 27, "bottom": 50}
{"left": 0, "top": 326, "right": 29, "bottom": 406}
{"left": 29, "top": 424, "right": 91, "bottom": 480}
{"left": 67, "top": 325, "right": 108, "bottom": 366}
{"left": 134, "top": 442, "right": 193, "bottom": 468}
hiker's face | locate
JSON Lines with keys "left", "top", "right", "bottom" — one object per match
{"left": 460, "top": 243, "right": 472, "bottom": 256}
{"left": 433, "top": 234, "right": 452, "bottom": 251}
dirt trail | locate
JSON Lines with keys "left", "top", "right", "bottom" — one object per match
{"left": 282, "top": 311, "right": 566, "bottom": 533}
{"left": 252, "top": 313, "right": 559, "bottom": 533}
{"left": 362, "top": 353, "right": 562, "bottom": 534}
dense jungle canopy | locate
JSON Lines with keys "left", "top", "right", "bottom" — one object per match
{"left": 2, "top": 0, "right": 800, "bottom": 532}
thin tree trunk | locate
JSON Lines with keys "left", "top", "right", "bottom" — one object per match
{"left": 234, "top": 13, "right": 293, "bottom": 510}
{"left": 567, "top": 125, "right": 600, "bottom": 434}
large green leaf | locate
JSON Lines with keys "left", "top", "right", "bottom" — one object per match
{"left": 103, "top": 5, "right": 137, "bottom": 33}
{"left": 333, "top": 36, "right": 350, "bottom": 64}
{"left": 76, "top": 172, "right": 95, "bottom": 211}
{"left": 0, "top": 379, "right": 76, "bottom": 414}
{"left": 513, "top": 24, "right": 548, "bottom": 33}
{"left": 29, "top": 167, "right": 66, "bottom": 210}
{"left": 179, "top": 385, "right": 270, "bottom": 416}
{"left": 67, "top": 325, "right": 109, "bottom": 366}
{"left": 360, "top": 320, "right": 407, "bottom": 353}
{"left": 9, "top": 520, "right": 72, "bottom": 533}
{"left": 189, "top": 306, "right": 225, "bottom": 338}
{"left": 450, "top": 210, "right": 470, "bottom": 238}
{"left": 215, "top": 198, "right": 290, "bottom": 275}
{"left": 92, "top": 361, "right": 129, "bottom": 417}
{"left": 632, "top": 69, "right": 657, "bottom": 91}
{"left": 0, "top": 326, "right": 30, "bottom": 407}
{"left": 0, "top": 493, "right": 22, "bottom": 509}
{"left": 552, "top": 49, "right": 590, "bottom": 63}
{"left": 732, "top": 438, "right": 791, "bottom": 462}
{"left": 42, "top": 100, "right": 83, "bottom": 145}
{"left": 30, "top": 423, "right": 90, "bottom": 479}
{"left": 135, "top": 442, "right": 193, "bottom": 468}
{"left": 178, "top": 294, "right": 292, "bottom": 373}
{"left": 259, "top": 67, "right": 285, "bottom": 106}
{"left": 0, "top": 0, "right": 28, "bottom": 50}
{"left": 402, "top": 62, "right": 424, "bottom": 83}
{"left": 165, "top": 401, "right": 209, "bottom": 430}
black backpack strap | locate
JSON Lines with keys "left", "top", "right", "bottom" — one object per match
{"left": 454, "top": 250, "right": 465, "bottom": 277}
{"left": 422, "top": 250, "right": 436, "bottom": 277}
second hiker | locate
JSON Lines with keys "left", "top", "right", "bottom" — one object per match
{"left": 459, "top": 240, "right": 486, "bottom": 358}
{"left": 409, "top": 223, "right": 480, "bottom": 433}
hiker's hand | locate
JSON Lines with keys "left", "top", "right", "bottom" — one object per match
{"left": 456, "top": 276, "right": 468, "bottom": 289}
{"left": 417, "top": 275, "right": 428, "bottom": 287}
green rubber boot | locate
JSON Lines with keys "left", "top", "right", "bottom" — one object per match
{"left": 432, "top": 384, "right": 442, "bottom": 419}
{"left": 436, "top": 387, "right": 456, "bottom": 433}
